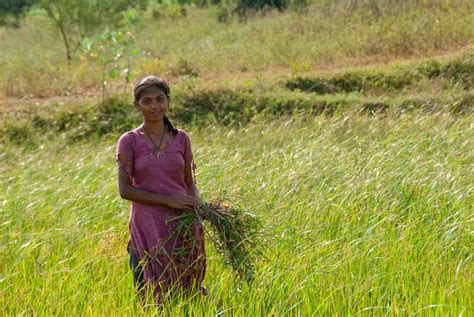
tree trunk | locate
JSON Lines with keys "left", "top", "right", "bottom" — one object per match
{"left": 44, "top": 6, "right": 71, "bottom": 63}
{"left": 58, "top": 21, "right": 71, "bottom": 63}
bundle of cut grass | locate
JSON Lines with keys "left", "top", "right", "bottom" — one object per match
{"left": 173, "top": 198, "right": 264, "bottom": 283}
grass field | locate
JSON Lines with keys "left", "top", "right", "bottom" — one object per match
{"left": 1, "top": 0, "right": 473, "bottom": 315}
{"left": 0, "top": 1, "right": 473, "bottom": 101}
{"left": 1, "top": 112, "right": 472, "bottom": 315}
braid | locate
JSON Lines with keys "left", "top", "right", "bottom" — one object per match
{"left": 164, "top": 116, "right": 178, "bottom": 135}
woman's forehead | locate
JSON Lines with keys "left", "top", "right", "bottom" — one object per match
{"left": 139, "top": 85, "right": 166, "bottom": 98}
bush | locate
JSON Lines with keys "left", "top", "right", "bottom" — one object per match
{"left": 0, "top": 0, "right": 33, "bottom": 27}
{"left": 151, "top": 3, "right": 187, "bottom": 20}
{"left": 2, "top": 88, "right": 473, "bottom": 146}
{"left": 236, "top": 0, "right": 287, "bottom": 15}
{"left": 285, "top": 55, "right": 474, "bottom": 94}
{"left": 219, "top": 0, "right": 306, "bottom": 21}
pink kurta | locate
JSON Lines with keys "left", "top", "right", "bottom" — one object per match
{"left": 115, "top": 128, "right": 205, "bottom": 299}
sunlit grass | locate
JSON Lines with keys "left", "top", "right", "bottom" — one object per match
{"left": 1, "top": 112, "right": 472, "bottom": 315}
{"left": 1, "top": 2, "right": 473, "bottom": 99}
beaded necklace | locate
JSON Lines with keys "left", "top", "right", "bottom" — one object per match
{"left": 142, "top": 124, "right": 166, "bottom": 158}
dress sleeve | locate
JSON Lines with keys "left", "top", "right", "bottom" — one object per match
{"left": 115, "top": 132, "right": 134, "bottom": 180}
{"left": 182, "top": 131, "right": 194, "bottom": 163}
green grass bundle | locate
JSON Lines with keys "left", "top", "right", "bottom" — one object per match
{"left": 174, "top": 198, "right": 264, "bottom": 283}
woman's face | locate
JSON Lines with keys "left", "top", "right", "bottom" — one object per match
{"left": 135, "top": 85, "right": 169, "bottom": 122}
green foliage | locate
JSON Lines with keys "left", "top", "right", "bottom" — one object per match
{"left": 36, "top": 0, "right": 147, "bottom": 61}
{"left": 0, "top": 0, "right": 33, "bottom": 27}
{"left": 172, "top": 88, "right": 334, "bottom": 124}
{"left": 151, "top": 3, "right": 187, "bottom": 20}
{"left": 236, "top": 0, "right": 287, "bottom": 16}
{"left": 219, "top": 0, "right": 305, "bottom": 21}
{"left": 51, "top": 97, "right": 140, "bottom": 139}
{"left": 82, "top": 9, "right": 142, "bottom": 101}
{"left": 2, "top": 89, "right": 472, "bottom": 146}
{"left": 1, "top": 53, "right": 472, "bottom": 146}
{"left": 285, "top": 55, "right": 474, "bottom": 94}
{"left": 0, "top": 97, "right": 139, "bottom": 145}
{"left": 167, "top": 58, "right": 200, "bottom": 78}
{"left": 1, "top": 119, "right": 33, "bottom": 144}
{"left": 416, "top": 57, "right": 474, "bottom": 87}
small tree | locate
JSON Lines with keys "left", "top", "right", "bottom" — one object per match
{"left": 36, "top": 0, "right": 147, "bottom": 62}
{"left": 83, "top": 9, "right": 141, "bottom": 102}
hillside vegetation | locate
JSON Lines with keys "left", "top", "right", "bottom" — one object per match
{"left": 0, "top": 0, "right": 473, "bottom": 100}
{"left": 1, "top": 1, "right": 472, "bottom": 139}
{"left": 1, "top": 53, "right": 472, "bottom": 148}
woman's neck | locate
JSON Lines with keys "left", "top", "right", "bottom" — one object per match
{"left": 142, "top": 119, "right": 165, "bottom": 134}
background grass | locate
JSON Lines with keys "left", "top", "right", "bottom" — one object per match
{"left": 0, "top": 1, "right": 473, "bottom": 101}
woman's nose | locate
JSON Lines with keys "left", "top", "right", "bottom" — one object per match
{"left": 150, "top": 101, "right": 161, "bottom": 109}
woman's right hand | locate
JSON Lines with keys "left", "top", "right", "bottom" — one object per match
{"left": 165, "top": 195, "right": 200, "bottom": 210}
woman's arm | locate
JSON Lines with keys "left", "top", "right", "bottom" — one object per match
{"left": 117, "top": 154, "right": 199, "bottom": 210}
{"left": 184, "top": 161, "right": 200, "bottom": 200}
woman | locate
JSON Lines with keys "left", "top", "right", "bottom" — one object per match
{"left": 115, "top": 76, "right": 206, "bottom": 303}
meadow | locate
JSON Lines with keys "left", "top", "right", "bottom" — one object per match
{"left": 1, "top": 112, "right": 473, "bottom": 315}
{"left": 1, "top": 0, "right": 473, "bottom": 315}
{"left": 0, "top": 0, "right": 473, "bottom": 104}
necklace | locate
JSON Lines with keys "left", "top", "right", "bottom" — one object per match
{"left": 142, "top": 124, "right": 166, "bottom": 158}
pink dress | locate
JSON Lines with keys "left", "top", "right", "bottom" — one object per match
{"left": 115, "top": 128, "right": 205, "bottom": 299}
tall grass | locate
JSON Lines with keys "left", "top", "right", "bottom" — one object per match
{"left": 1, "top": 112, "right": 472, "bottom": 315}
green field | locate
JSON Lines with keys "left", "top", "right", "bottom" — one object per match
{"left": 1, "top": 113, "right": 473, "bottom": 315}
{"left": 1, "top": 0, "right": 473, "bottom": 315}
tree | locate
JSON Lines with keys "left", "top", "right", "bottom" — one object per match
{"left": 83, "top": 9, "right": 141, "bottom": 102}
{"left": 36, "top": 0, "right": 147, "bottom": 62}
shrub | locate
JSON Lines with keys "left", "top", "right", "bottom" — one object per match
{"left": 285, "top": 55, "right": 474, "bottom": 94}
{"left": 0, "top": 0, "right": 33, "bottom": 27}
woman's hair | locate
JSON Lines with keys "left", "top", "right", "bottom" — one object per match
{"left": 133, "top": 75, "right": 178, "bottom": 135}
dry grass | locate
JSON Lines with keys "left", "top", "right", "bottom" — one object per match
{"left": 0, "top": 1, "right": 472, "bottom": 102}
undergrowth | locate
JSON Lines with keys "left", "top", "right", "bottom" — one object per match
{"left": 285, "top": 55, "right": 474, "bottom": 94}
{"left": 1, "top": 54, "right": 472, "bottom": 147}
